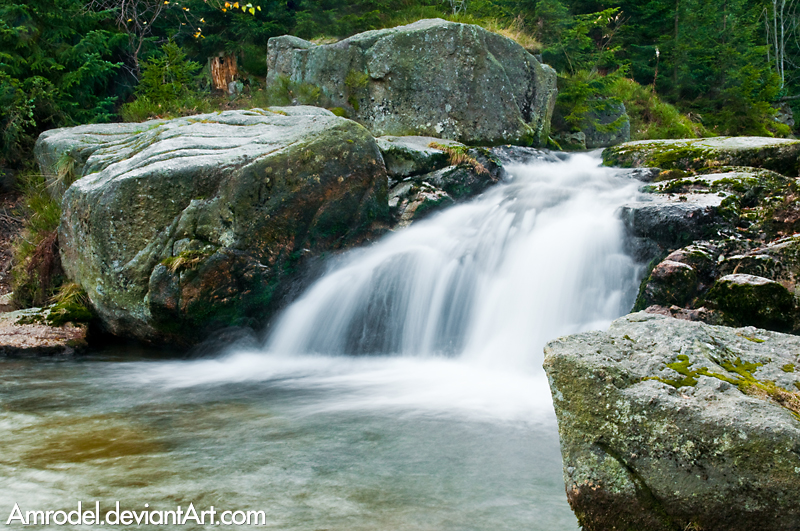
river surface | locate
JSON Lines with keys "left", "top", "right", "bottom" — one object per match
{"left": 0, "top": 153, "right": 642, "bottom": 530}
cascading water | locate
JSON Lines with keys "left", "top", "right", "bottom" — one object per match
{"left": 0, "top": 152, "right": 645, "bottom": 531}
{"left": 268, "top": 151, "right": 640, "bottom": 363}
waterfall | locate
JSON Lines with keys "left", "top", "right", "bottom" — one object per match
{"left": 131, "top": 151, "right": 642, "bottom": 422}
{"left": 266, "top": 152, "right": 641, "bottom": 368}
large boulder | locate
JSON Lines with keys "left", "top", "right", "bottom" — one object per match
{"left": 603, "top": 137, "right": 800, "bottom": 176}
{"left": 36, "top": 108, "right": 389, "bottom": 344}
{"left": 544, "top": 311, "right": 800, "bottom": 531}
{"left": 266, "top": 19, "right": 557, "bottom": 146}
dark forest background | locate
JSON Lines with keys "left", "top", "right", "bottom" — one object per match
{"left": 3, "top": 0, "right": 800, "bottom": 169}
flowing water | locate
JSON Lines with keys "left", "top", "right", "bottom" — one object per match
{"left": 0, "top": 152, "right": 642, "bottom": 530}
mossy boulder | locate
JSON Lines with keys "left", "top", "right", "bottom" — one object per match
{"left": 636, "top": 259, "right": 698, "bottom": 308}
{"left": 544, "top": 311, "right": 800, "bottom": 531}
{"left": 267, "top": 18, "right": 557, "bottom": 146}
{"left": 582, "top": 101, "right": 631, "bottom": 149}
{"left": 37, "top": 108, "right": 389, "bottom": 345}
{"left": 603, "top": 137, "right": 800, "bottom": 176}
{"left": 706, "top": 274, "right": 796, "bottom": 332}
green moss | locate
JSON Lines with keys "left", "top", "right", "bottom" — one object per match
{"left": 345, "top": 70, "right": 369, "bottom": 90}
{"left": 782, "top": 364, "right": 796, "bottom": 373}
{"left": 648, "top": 354, "right": 800, "bottom": 420}
{"left": 649, "top": 354, "right": 701, "bottom": 387}
{"left": 329, "top": 107, "right": 349, "bottom": 118}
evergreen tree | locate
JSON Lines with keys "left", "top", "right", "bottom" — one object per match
{"left": 0, "top": 0, "right": 125, "bottom": 168}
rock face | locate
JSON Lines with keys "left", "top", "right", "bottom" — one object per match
{"left": 620, "top": 192, "right": 727, "bottom": 252}
{"left": 36, "top": 108, "right": 389, "bottom": 344}
{"left": 266, "top": 19, "right": 557, "bottom": 146}
{"left": 544, "top": 312, "right": 800, "bottom": 531}
{"left": 603, "top": 136, "right": 800, "bottom": 176}
{"left": 627, "top": 166, "right": 800, "bottom": 332}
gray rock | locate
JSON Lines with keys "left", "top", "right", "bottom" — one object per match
{"left": 603, "top": 136, "right": 800, "bottom": 176}
{"left": 266, "top": 19, "right": 557, "bottom": 146}
{"left": 583, "top": 100, "right": 631, "bottom": 149}
{"left": 620, "top": 192, "right": 728, "bottom": 251}
{"left": 375, "top": 135, "right": 463, "bottom": 180}
{"left": 544, "top": 312, "right": 800, "bottom": 531}
{"left": 774, "top": 102, "right": 795, "bottom": 129}
{"left": 36, "top": 108, "right": 389, "bottom": 344}
{"left": 637, "top": 259, "right": 698, "bottom": 308}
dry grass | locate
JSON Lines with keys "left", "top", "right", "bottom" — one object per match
{"left": 428, "top": 142, "right": 489, "bottom": 175}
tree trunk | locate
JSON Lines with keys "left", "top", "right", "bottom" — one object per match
{"left": 209, "top": 54, "right": 238, "bottom": 91}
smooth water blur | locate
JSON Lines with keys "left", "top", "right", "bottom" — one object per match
{"left": 0, "top": 152, "right": 642, "bottom": 530}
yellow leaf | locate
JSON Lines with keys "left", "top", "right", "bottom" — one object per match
{"left": 232, "top": 2, "right": 238, "bottom": 7}
{"left": 248, "top": 7, "right": 254, "bottom": 14}
{"left": 127, "top": 18, "right": 132, "bottom": 21}
{"left": 224, "top": 1, "right": 229, "bottom": 6}
{"left": 257, "top": 5, "right": 261, "bottom": 10}
{"left": 241, "top": 5, "right": 245, "bottom": 10}
{"left": 200, "top": 18, "right": 205, "bottom": 22}
{"left": 222, "top": 7, "right": 226, "bottom": 11}
{"left": 164, "top": 1, "right": 169, "bottom": 4}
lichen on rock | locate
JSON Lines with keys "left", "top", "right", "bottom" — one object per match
{"left": 544, "top": 312, "right": 800, "bottom": 531}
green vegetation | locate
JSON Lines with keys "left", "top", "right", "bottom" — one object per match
{"left": 649, "top": 354, "right": 800, "bottom": 420}
{"left": 46, "top": 283, "right": 94, "bottom": 326}
{"left": 11, "top": 171, "right": 63, "bottom": 308}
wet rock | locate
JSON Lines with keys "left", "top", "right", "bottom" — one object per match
{"left": 36, "top": 108, "right": 389, "bottom": 345}
{"left": 390, "top": 180, "right": 454, "bottom": 228}
{"left": 603, "top": 136, "right": 800, "bottom": 176}
{"left": 267, "top": 19, "right": 557, "bottom": 146}
{"left": 619, "top": 192, "right": 728, "bottom": 251}
{"left": 388, "top": 151, "right": 503, "bottom": 226}
{"left": 375, "top": 136, "right": 462, "bottom": 181}
{"left": 544, "top": 311, "right": 800, "bottom": 531}
{"left": 706, "top": 274, "right": 796, "bottom": 332}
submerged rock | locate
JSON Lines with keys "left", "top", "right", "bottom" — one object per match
{"left": 267, "top": 18, "right": 557, "bottom": 146}
{"left": 37, "top": 108, "right": 389, "bottom": 344}
{"left": 544, "top": 312, "right": 800, "bottom": 531}
{"left": 603, "top": 136, "right": 800, "bottom": 176}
